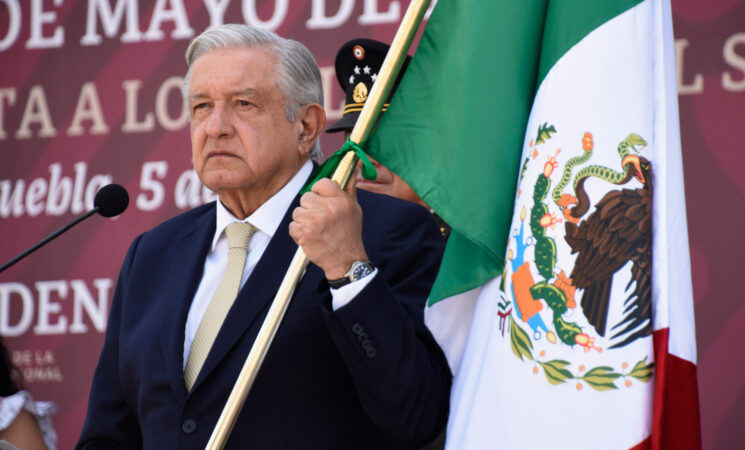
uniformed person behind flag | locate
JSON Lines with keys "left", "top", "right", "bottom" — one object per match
{"left": 327, "top": 38, "right": 450, "bottom": 239}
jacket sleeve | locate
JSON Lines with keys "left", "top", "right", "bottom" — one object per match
{"left": 320, "top": 201, "right": 451, "bottom": 447}
{"left": 76, "top": 235, "right": 144, "bottom": 450}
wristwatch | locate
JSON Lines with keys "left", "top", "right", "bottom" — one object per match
{"left": 327, "top": 260, "right": 376, "bottom": 289}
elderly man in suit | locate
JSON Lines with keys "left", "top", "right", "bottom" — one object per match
{"left": 77, "top": 24, "right": 450, "bottom": 449}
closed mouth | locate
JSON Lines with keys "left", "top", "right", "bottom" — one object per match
{"left": 207, "top": 151, "right": 237, "bottom": 159}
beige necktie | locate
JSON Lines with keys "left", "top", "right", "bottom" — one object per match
{"left": 184, "top": 221, "right": 256, "bottom": 390}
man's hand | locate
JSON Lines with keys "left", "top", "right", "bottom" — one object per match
{"left": 289, "top": 176, "right": 368, "bottom": 280}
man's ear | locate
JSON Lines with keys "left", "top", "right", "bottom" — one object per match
{"left": 296, "top": 103, "right": 326, "bottom": 156}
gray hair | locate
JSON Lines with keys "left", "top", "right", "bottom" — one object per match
{"left": 183, "top": 24, "right": 324, "bottom": 163}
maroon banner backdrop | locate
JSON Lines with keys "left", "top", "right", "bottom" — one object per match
{"left": 0, "top": 1, "right": 741, "bottom": 449}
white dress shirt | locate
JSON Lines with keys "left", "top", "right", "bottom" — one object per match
{"left": 183, "top": 160, "right": 376, "bottom": 369}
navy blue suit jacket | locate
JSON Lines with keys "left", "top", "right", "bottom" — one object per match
{"left": 77, "top": 189, "right": 450, "bottom": 449}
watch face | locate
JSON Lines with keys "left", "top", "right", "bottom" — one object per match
{"left": 351, "top": 262, "right": 373, "bottom": 281}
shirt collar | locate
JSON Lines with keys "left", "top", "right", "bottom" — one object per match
{"left": 212, "top": 160, "right": 313, "bottom": 251}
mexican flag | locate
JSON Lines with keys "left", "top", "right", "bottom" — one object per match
{"left": 367, "top": 0, "right": 701, "bottom": 448}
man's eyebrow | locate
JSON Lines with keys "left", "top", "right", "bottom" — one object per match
{"left": 188, "top": 89, "right": 257, "bottom": 101}
{"left": 188, "top": 93, "right": 208, "bottom": 102}
{"left": 230, "top": 88, "right": 256, "bottom": 96}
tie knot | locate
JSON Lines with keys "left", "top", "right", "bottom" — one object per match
{"left": 225, "top": 222, "right": 256, "bottom": 250}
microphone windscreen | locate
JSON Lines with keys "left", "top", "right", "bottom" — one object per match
{"left": 94, "top": 184, "right": 129, "bottom": 217}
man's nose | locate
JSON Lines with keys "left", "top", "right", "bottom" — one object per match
{"left": 205, "top": 105, "right": 233, "bottom": 137}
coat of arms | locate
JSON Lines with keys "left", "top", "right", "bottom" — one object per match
{"left": 497, "top": 123, "right": 655, "bottom": 391}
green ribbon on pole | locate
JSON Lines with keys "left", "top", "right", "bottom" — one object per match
{"left": 301, "top": 139, "right": 378, "bottom": 194}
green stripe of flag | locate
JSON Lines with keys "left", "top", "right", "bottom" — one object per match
{"left": 368, "top": 0, "right": 641, "bottom": 303}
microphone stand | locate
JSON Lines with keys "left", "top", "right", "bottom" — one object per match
{"left": 0, "top": 207, "right": 101, "bottom": 274}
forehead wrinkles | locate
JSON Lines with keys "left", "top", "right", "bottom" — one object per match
{"left": 189, "top": 47, "right": 283, "bottom": 102}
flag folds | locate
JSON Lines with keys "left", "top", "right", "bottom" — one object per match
{"left": 368, "top": 0, "right": 700, "bottom": 448}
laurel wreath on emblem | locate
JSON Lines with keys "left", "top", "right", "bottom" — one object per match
{"left": 497, "top": 123, "right": 655, "bottom": 391}
{"left": 508, "top": 315, "right": 653, "bottom": 391}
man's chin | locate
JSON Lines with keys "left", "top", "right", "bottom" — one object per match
{"left": 201, "top": 178, "right": 248, "bottom": 194}
{"left": 199, "top": 167, "right": 248, "bottom": 186}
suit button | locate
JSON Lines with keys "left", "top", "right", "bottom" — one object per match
{"left": 182, "top": 419, "right": 197, "bottom": 434}
{"left": 352, "top": 323, "right": 363, "bottom": 335}
{"left": 366, "top": 347, "right": 377, "bottom": 358}
{"left": 362, "top": 339, "right": 373, "bottom": 350}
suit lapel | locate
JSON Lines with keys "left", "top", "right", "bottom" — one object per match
{"left": 191, "top": 194, "right": 302, "bottom": 391}
{"left": 159, "top": 206, "right": 216, "bottom": 401}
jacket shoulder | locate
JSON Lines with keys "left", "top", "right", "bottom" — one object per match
{"left": 137, "top": 202, "right": 215, "bottom": 245}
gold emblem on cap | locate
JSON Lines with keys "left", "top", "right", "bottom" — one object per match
{"left": 353, "top": 82, "right": 368, "bottom": 103}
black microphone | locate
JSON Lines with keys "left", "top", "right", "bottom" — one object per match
{"left": 93, "top": 183, "right": 129, "bottom": 217}
{"left": 0, "top": 184, "right": 129, "bottom": 274}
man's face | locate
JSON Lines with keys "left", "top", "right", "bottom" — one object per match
{"left": 188, "top": 46, "right": 307, "bottom": 203}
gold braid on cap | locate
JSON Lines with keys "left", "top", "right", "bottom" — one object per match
{"left": 344, "top": 103, "right": 389, "bottom": 115}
